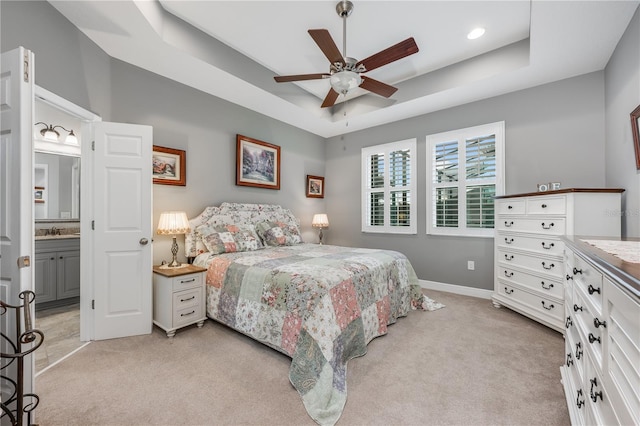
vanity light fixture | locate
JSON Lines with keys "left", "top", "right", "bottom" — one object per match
{"left": 35, "top": 122, "right": 78, "bottom": 144}
{"left": 157, "top": 211, "right": 191, "bottom": 267}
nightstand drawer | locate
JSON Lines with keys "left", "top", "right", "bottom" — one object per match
{"left": 172, "top": 273, "right": 202, "bottom": 291}
{"left": 174, "top": 287, "right": 201, "bottom": 310}
{"left": 174, "top": 304, "right": 203, "bottom": 327}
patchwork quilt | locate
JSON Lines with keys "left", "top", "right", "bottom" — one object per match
{"left": 194, "top": 243, "right": 443, "bottom": 425}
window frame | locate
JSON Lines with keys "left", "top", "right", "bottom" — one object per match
{"left": 361, "top": 138, "right": 417, "bottom": 234}
{"left": 426, "top": 121, "right": 505, "bottom": 237}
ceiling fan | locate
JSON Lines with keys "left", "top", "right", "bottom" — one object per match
{"left": 274, "top": 0, "right": 419, "bottom": 108}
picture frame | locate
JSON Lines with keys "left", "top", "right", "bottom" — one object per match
{"left": 153, "top": 145, "right": 186, "bottom": 186}
{"left": 236, "top": 134, "right": 281, "bottom": 190}
{"left": 306, "top": 175, "right": 325, "bottom": 198}
{"left": 631, "top": 104, "right": 640, "bottom": 170}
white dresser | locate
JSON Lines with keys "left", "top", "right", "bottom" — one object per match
{"left": 492, "top": 189, "right": 623, "bottom": 332}
{"left": 561, "top": 236, "right": 639, "bottom": 426}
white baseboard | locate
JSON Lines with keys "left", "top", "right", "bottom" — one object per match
{"left": 419, "top": 279, "right": 493, "bottom": 300}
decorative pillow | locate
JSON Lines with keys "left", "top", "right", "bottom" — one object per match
{"left": 197, "top": 223, "right": 263, "bottom": 255}
{"left": 255, "top": 220, "right": 303, "bottom": 246}
{"left": 184, "top": 206, "right": 222, "bottom": 258}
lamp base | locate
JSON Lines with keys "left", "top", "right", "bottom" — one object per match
{"left": 318, "top": 228, "right": 324, "bottom": 245}
{"left": 167, "top": 236, "right": 182, "bottom": 267}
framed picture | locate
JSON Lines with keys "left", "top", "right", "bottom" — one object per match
{"left": 306, "top": 175, "right": 324, "bottom": 198}
{"left": 236, "top": 134, "right": 280, "bottom": 190}
{"left": 153, "top": 145, "right": 186, "bottom": 186}
{"left": 631, "top": 104, "right": 640, "bottom": 170}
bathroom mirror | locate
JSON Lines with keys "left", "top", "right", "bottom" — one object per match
{"left": 35, "top": 152, "right": 80, "bottom": 220}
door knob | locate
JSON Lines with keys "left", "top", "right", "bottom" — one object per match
{"left": 139, "top": 238, "right": 149, "bottom": 245}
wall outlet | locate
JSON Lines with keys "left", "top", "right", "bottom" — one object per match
{"left": 467, "top": 260, "right": 475, "bottom": 270}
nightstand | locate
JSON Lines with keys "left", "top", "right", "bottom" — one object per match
{"left": 152, "top": 264, "right": 207, "bottom": 337}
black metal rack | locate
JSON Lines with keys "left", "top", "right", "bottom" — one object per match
{"left": 1, "top": 290, "right": 44, "bottom": 425}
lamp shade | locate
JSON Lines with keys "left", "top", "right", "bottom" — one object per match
{"left": 330, "top": 71, "right": 362, "bottom": 95}
{"left": 312, "top": 214, "right": 329, "bottom": 228}
{"left": 157, "top": 211, "right": 191, "bottom": 235}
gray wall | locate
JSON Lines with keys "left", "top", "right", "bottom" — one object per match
{"left": 605, "top": 6, "right": 640, "bottom": 238}
{"left": 110, "top": 60, "right": 326, "bottom": 264}
{"left": 325, "top": 72, "right": 607, "bottom": 289}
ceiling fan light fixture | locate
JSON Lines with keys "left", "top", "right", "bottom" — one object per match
{"left": 330, "top": 70, "right": 362, "bottom": 95}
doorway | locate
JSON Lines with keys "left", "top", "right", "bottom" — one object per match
{"left": 32, "top": 86, "right": 98, "bottom": 374}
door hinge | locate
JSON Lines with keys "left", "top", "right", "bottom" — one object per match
{"left": 92, "top": 299, "right": 95, "bottom": 310}
{"left": 92, "top": 140, "right": 95, "bottom": 151}
{"left": 17, "top": 256, "right": 31, "bottom": 268}
{"left": 23, "top": 51, "right": 30, "bottom": 82}
{"left": 91, "top": 220, "right": 95, "bottom": 230}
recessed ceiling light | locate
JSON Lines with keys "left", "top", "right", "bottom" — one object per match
{"left": 467, "top": 27, "right": 486, "bottom": 40}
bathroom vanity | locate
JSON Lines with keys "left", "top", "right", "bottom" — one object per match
{"left": 34, "top": 233, "right": 80, "bottom": 310}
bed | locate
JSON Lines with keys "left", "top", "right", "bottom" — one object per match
{"left": 186, "top": 203, "right": 443, "bottom": 425}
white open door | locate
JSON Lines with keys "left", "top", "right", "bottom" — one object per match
{"left": 0, "top": 47, "right": 35, "bottom": 421}
{"left": 89, "top": 122, "right": 153, "bottom": 340}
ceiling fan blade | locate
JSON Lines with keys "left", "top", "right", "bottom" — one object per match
{"left": 356, "top": 37, "right": 419, "bottom": 72}
{"left": 360, "top": 76, "right": 398, "bottom": 98}
{"left": 308, "top": 29, "right": 345, "bottom": 65}
{"left": 321, "top": 88, "right": 340, "bottom": 108}
{"left": 274, "top": 73, "right": 330, "bottom": 83}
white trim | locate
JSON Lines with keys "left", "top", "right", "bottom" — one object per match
{"left": 34, "top": 341, "right": 91, "bottom": 377}
{"left": 35, "top": 86, "right": 101, "bottom": 122}
{"left": 419, "top": 279, "right": 493, "bottom": 299}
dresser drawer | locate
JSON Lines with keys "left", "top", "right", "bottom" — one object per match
{"left": 526, "top": 196, "right": 566, "bottom": 215}
{"left": 174, "top": 287, "right": 201, "bottom": 310}
{"left": 498, "top": 249, "right": 563, "bottom": 278}
{"left": 172, "top": 272, "right": 203, "bottom": 291}
{"left": 571, "top": 290, "right": 604, "bottom": 370}
{"left": 498, "top": 265, "right": 563, "bottom": 299}
{"left": 497, "top": 217, "right": 566, "bottom": 235}
{"left": 565, "top": 314, "right": 586, "bottom": 380}
{"left": 498, "top": 281, "right": 564, "bottom": 322}
{"left": 497, "top": 233, "right": 564, "bottom": 256}
{"left": 571, "top": 253, "right": 604, "bottom": 312}
{"left": 497, "top": 199, "right": 525, "bottom": 215}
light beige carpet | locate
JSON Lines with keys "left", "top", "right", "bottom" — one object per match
{"left": 34, "top": 290, "right": 570, "bottom": 425}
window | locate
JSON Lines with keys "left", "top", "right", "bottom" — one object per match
{"left": 362, "top": 139, "right": 417, "bottom": 234}
{"left": 426, "top": 122, "right": 504, "bottom": 237}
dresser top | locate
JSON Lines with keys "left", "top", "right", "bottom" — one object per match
{"left": 563, "top": 235, "right": 640, "bottom": 300}
{"left": 495, "top": 188, "right": 625, "bottom": 199}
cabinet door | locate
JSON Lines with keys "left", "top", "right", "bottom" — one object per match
{"left": 34, "top": 251, "right": 57, "bottom": 303}
{"left": 57, "top": 249, "right": 81, "bottom": 299}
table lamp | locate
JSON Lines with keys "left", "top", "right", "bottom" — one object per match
{"left": 157, "top": 211, "right": 191, "bottom": 267}
{"left": 312, "top": 213, "right": 329, "bottom": 245}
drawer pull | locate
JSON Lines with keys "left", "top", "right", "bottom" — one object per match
{"left": 507, "top": 205, "right": 513, "bottom": 209}
{"left": 541, "top": 242, "right": 554, "bottom": 250}
{"left": 573, "top": 267, "right": 582, "bottom": 275}
{"left": 504, "top": 221, "right": 514, "bottom": 227}
{"left": 576, "top": 389, "right": 584, "bottom": 409}
{"left": 593, "top": 318, "right": 607, "bottom": 328}
{"left": 541, "top": 203, "right": 547, "bottom": 208}
{"left": 541, "top": 261, "right": 555, "bottom": 270}
{"left": 566, "top": 353, "right": 573, "bottom": 367}
{"left": 573, "top": 304, "right": 583, "bottom": 312}
{"left": 588, "top": 285, "right": 601, "bottom": 295}
{"left": 180, "top": 278, "right": 196, "bottom": 284}
{"left": 504, "top": 287, "right": 514, "bottom": 295}
{"left": 541, "top": 301, "right": 554, "bottom": 310}
{"left": 565, "top": 274, "right": 573, "bottom": 281}
{"left": 541, "top": 222, "right": 554, "bottom": 230}
{"left": 565, "top": 316, "right": 573, "bottom": 329}
{"left": 590, "top": 378, "right": 603, "bottom": 403}
{"left": 504, "top": 237, "right": 514, "bottom": 244}
{"left": 588, "top": 333, "right": 601, "bottom": 345}
{"left": 504, "top": 254, "right": 514, "bottom": 261}
{"left": 180, "top": 296, "right": 195, "bottom": 302}
{"left": 575, "top": 342, "right": 583, "bottom": 360}
{"left": 504, "top": 271, "right": 514, "bottom": 278}
{"left": 540, "top": 281, "right": 554, "bottom": 290}
{"left": 180, "top": 310, "right": 196, "bottom": 317}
